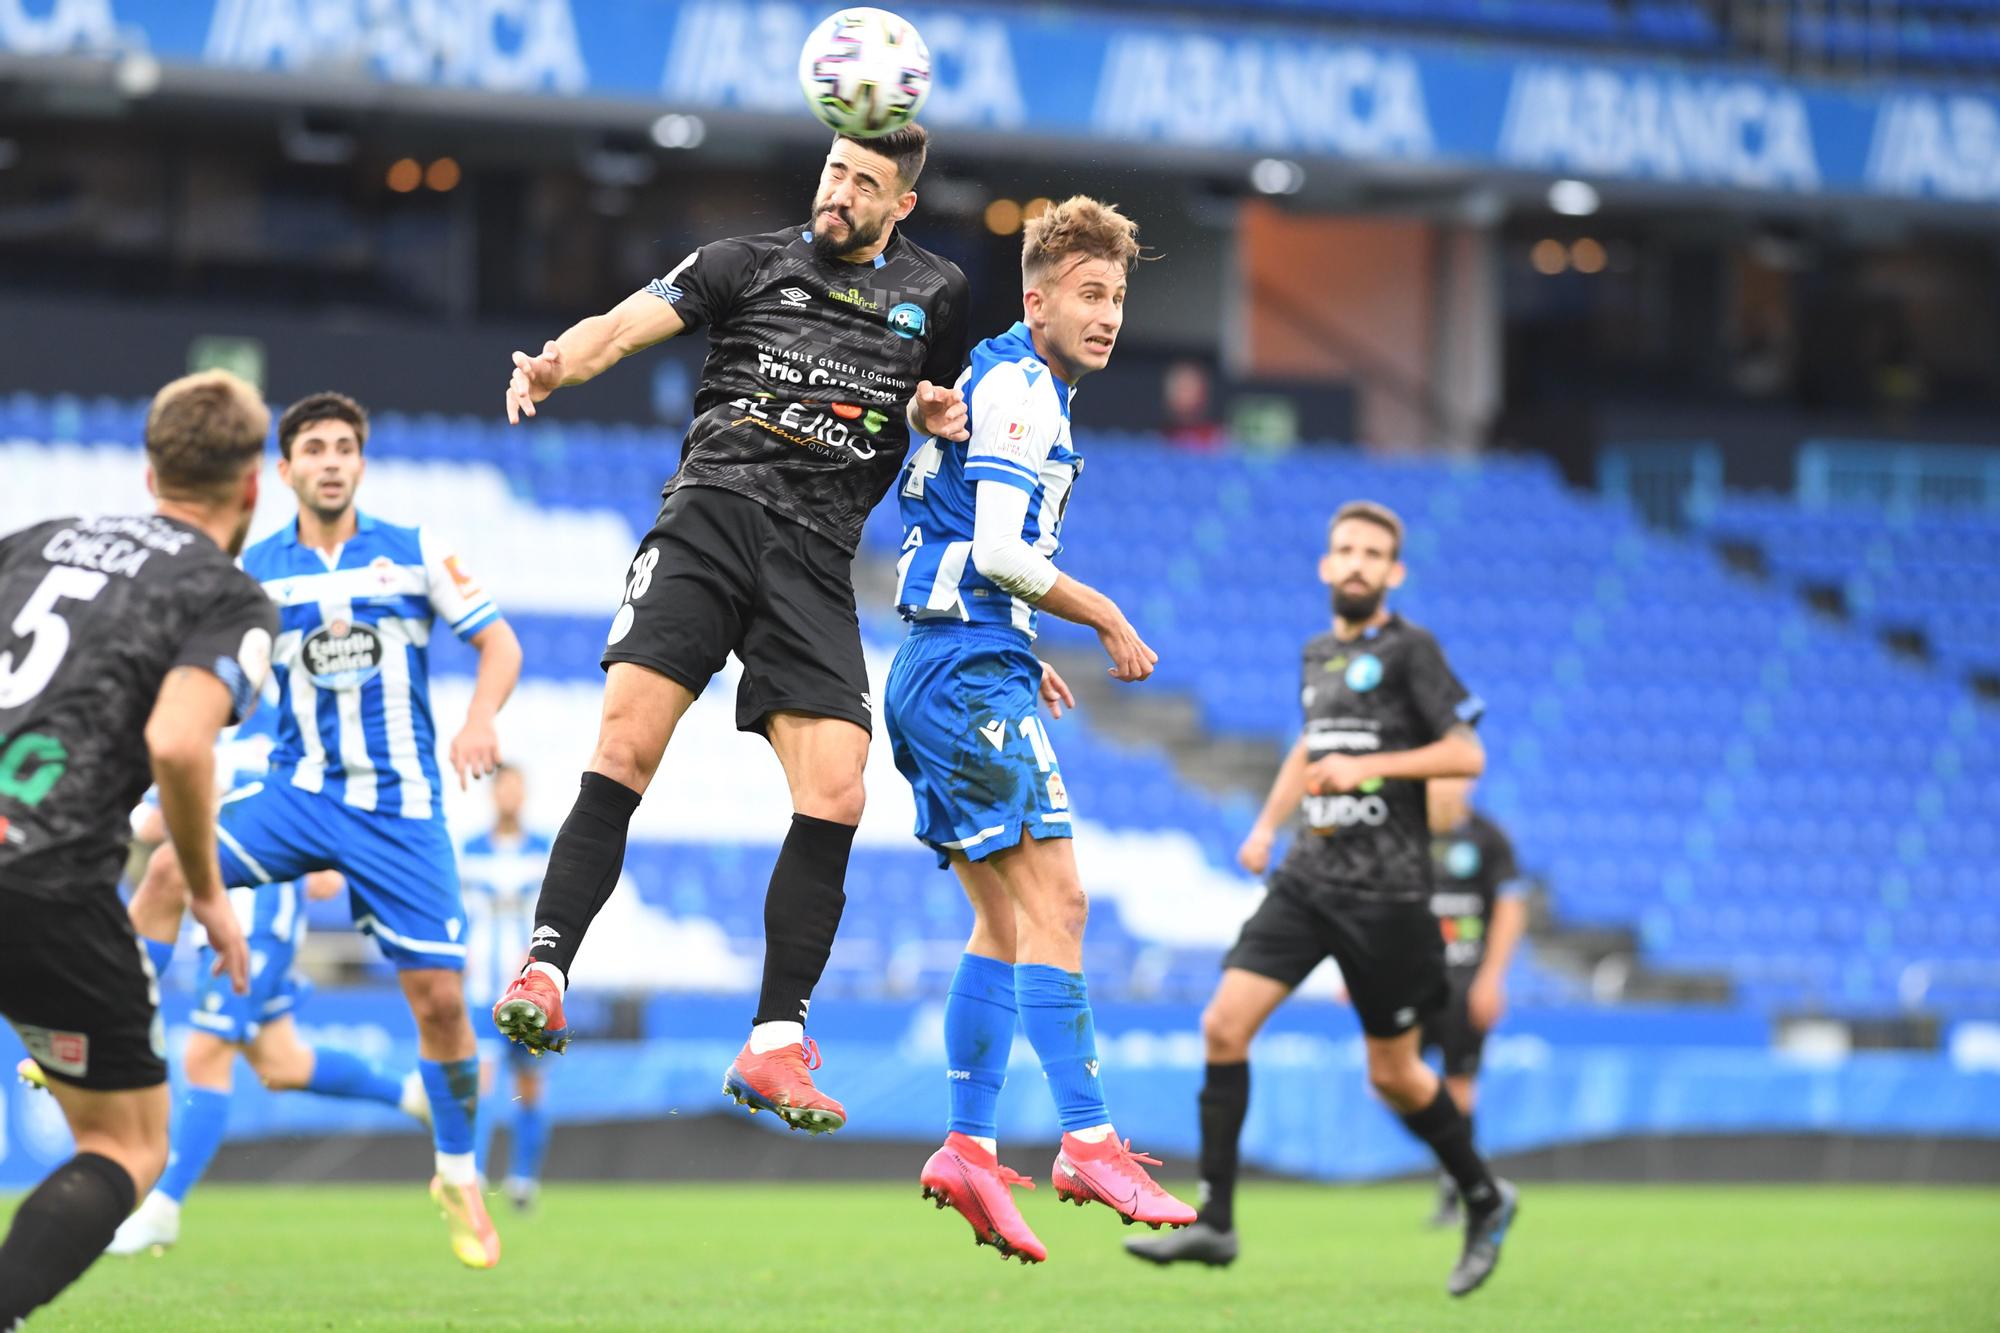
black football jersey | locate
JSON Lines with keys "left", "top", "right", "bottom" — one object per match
{"left": 1430, "top": 811, "right": 1522, "bottom": 975}
{"left": 646, "top": 224, "right": 971, "bottom": 553}
{"left": 0, "top": 514, "right": 275, "bottom": 902}
{"left": 1277, "top": 615, "right": 1482, "bottom": 900}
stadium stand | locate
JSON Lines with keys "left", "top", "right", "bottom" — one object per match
{"left": 5, "top": 397, "right": 1996, "bottom": 1023}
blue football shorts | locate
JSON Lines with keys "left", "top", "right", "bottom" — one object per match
{"left": 884, "top": 623, "right": 1074, "bottom": 868}
{"left": 213, "top": 781, "right": 466, "bottom": 971}
{"left": 190, "top": 887, "right": 309, "bottom": 1043}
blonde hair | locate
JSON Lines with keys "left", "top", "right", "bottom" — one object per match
{"left": 145, "top": 370, "right": 269, "bottom": 500}
{"left": 1022, "top": 195, "right": 1142, "bottom": 288}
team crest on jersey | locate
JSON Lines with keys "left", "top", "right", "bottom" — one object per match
{"left": 887, "top": 301, "right": 926, "bottom": 339}
{"left": 302, "top": 619, "right": 384, "bottom": 691}
{"left": 1446, "top": 840, "right": 1481, "bottom": 877}
{"left": 1344, "top": 654, "right": 1383, "bottom": 692}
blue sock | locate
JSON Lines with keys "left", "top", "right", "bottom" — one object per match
{"left": 305, "top": 1048, "right": 404, "bottom": 1107}
{"left": 943, "top": 953, "right": 1016, "bottom": 1140}
{"left": 511, "top": 1100, "right": 550, "bottom": 1183}
{"left": 142, "top": 936, "right": 174, "bottom": 979}
{"left": 420, "top": 1058, "right": 479, "bottom": 1157}
{"left": 1014, "top": 964, "right": 1110, "bottom": 1133}
{"left": 156, "top": 1087, "right": 231, "bottom": 1204}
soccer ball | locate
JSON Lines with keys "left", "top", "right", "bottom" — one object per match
{"left": 797, "top": 7, "right": 932, "bottom": 139}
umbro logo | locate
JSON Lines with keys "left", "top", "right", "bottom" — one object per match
{"left": 779, "top": 287, "right": 812, "bottom": 309}
{"left": 1394, "top": 1007, "right": 1417, "bottom": 1027}
{"left": 529, "top": 925, "right": 561, "bottom": 952}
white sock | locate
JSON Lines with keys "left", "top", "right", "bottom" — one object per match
{"left": 1067, "top": 1123, "right": 1114, "bottom": 1144}
{"left": 524, "top": 961, "right": 566, "bottom": 992}
{"left": 748, "top": 1021, "right": 803, "bottom": 1055}
{"left": 970, "top": 1136, "right": 998, "bottom": 1156}
{"left": 435, "top": 1151, "right": 478, "bottom": 1187}
{"left": 143, "top": 1191, "right": 181, "bottom": 1222}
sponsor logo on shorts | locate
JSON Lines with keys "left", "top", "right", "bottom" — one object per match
{"left": 19, "top": 1025, "right": 89, "bottom": 1078}
{"left": 301, "top": 619, "right": 384, "bottom": 691}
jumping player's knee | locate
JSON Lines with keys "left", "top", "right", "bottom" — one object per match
{"left": 589, "top": 729, "right": 662, "bottom": 794}
{"left": 791, "top": 768, "right": 865, "bottom": 825}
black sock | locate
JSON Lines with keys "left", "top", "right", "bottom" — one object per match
{"left": 1196, "top": 1061, "right": 1250, "bottom": 1232}
{"left": 529, "top": 772, "right": 643, "bottom": 981}
{"left": 753, "top": 813, "right": 856, "bottom": 1026}
{"left": 0, "top": 1152, "right": 136, "bottom": 1324}
{"left": 1400, "top": 1086, "right": 1498, "bottom": 1213}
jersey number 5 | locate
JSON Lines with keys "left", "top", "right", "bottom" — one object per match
{"left": 0, "top": 567, "right": 110, "bottom": 710}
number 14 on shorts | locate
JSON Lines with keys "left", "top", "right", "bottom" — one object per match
{"left": 982, "top": 713, "right": 1067, "bottom": 811}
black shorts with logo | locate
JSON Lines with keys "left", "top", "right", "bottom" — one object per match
{"left": 602, "top": 484, "right": 873, "bottom": 736}
{"left": 0, "top": 887, "right": 165, "bottom": 1091}
{"left": 1222, "top": 871, "right": 1448, "bottom": 1039}
{"left": 1421, "top": 976, "right": 1486, "bottom": 1077}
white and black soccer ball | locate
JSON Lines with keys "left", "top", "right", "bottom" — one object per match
{"left": 797, "top": 7, "right": 932, "bottom": 139}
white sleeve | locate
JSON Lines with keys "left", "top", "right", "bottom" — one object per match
{"left": 970, "top": 480, "right": 1059, "bottom": 600}
{"left": 964, "top": 361, "right": 1055, "bottom": 494}
{"left": 418, "top": 528, "right": 501, "bottom": 641}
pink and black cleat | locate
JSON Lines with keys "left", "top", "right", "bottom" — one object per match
{"left": 919, "top": 1133, "right": 1047, "bottom": 1265}
{"left": 1051, "top": 1133, "right": 1198, "bottom": 1230}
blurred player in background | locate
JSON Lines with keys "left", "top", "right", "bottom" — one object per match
{"left": 461, "top": 763, "right": 555, "bottom": 1209}
{"left": 125, "top": 391, "right": 522, "bottom": 1269}
{"left": 887, "top": 196, "right": 1191, "bottom": 1264}
{"left": 0, "top": 371, "right": 266, "bottom": 1325}
{"left": 1127, "top": 502, "right": 1519, "bottom": 1298}
{"left": 1421, "top": 777, "right": 1526, "bottom": 1228}
{"left": 494, "top": 126, "right": 970, "bottom": 1135}
{"left": 104, "top": 706, "right": 432, "bottom": 1256}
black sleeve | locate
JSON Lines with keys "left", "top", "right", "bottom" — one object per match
{"left": 171, "top": 573, "right": 278, "bottom": 725}
{"left": 920, "top": 263, "right": 972, "bottom": 388}
{"left": 644, "top": 236, "right": 761, "bottom": 335}
{"left": 1405, "top": 630, "right": 1482, "bottom": 742}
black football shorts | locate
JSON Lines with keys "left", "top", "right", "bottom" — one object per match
{"left": 601, "top": 484, "right": 873, "bottom": 736}
{"left": 1223, "top": 872, "right": 1449, "bottom": 1039}
{"left": 0, "top": 887, "right": 166, "bottom": 1091}
{"left": 1421, "top": 977, "right": 1487, "bottom": 1077}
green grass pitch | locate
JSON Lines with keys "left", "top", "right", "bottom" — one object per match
{"left": 20, "top": 1181, "right": 1999, "bottom": 1330}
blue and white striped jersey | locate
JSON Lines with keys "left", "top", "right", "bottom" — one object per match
{"left": 459, "top": 828, "right": 552, "bottom": 1008}
{"left": 894, "top": 321, "right": 1080, "bottom": 639}
{"left": 241, "top": 513, "right": 501, "bottom": 821}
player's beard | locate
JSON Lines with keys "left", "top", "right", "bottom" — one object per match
{"left": 1332, "top": 583, "right": 1385, "bottom": 621}
{"left": 810, "top": 202, "right": 884, "bottom": 263}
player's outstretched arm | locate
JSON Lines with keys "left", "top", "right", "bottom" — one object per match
{"left": 967, "top": 478, "right": 1156, "bottom": 682}
{"left": 144, "top": 666, "right": 249, "bottom": 993}
{"left": 450, "top": 619, "right": 522, "bottom": 789}
{"left": 1305, "top": 724, "right": 1485, "bottom": 796}
{"left": 506, "top": 289, "right": 688, "bottom": 423}
{"left": 1239, "top": 736, "right": 1310, "bottom": 875}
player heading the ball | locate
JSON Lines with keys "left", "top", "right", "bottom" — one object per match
{"left": 495, "top": 124, "right": 970, "bottom": 1137}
